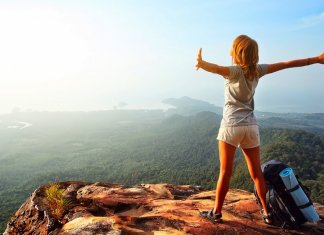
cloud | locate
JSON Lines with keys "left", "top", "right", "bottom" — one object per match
{"left": 299, "top": 12, "right": 324, "bottom": 28}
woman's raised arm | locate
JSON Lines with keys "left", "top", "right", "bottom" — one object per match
{"left": 196, "top": 48, "right": 230, "bottom": 77}
{"left": 267, "top": 53, "right": 324, "bottom": 74}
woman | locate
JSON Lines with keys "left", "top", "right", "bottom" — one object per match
{"left": 195, "top": 35, "right": 324, "bottom": 224}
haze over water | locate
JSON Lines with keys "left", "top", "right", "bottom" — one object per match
{"left": 0, "top": 1, "right": 323, "bottom": 114}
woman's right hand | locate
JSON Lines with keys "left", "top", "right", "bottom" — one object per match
{"left": 318, "top": 53, "right": 324, "bottom": 64}
{"left": 196, "top": 48, "right": 203, "bottom": 70}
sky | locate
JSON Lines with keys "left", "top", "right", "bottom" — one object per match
{"left": 0, "top": 0, "right": 323, "bottom": 114}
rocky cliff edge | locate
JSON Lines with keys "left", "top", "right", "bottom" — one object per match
{"left": 4, "top": 181, "right": 324, "bottom": 235}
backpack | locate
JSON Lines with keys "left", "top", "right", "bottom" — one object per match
{"left": 254, "top": 159, "right": 313, "bottom": 228}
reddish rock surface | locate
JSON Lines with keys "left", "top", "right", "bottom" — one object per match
{"left": 4, "top": 181, "right": 324, "bottom": 235}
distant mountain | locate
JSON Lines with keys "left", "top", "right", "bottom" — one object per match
{"left": 257, "top": 113, "right": 324, "bottom": 134}
{"left": 163, "top": 96, "right": 223, "bottom": 116}
{"left": 162, "top": 97, "right": 324, "bottom": 134}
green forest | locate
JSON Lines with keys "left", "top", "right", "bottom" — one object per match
{"left": 0, "top": 104, "right": 324, "bottom": 232}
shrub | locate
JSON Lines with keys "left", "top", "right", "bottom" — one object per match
{"left": 44, "top": 183, "right": 72, "bottom": 219}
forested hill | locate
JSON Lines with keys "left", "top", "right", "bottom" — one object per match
{"left": 0, "top": 107, "right": 324, "bottom": 232}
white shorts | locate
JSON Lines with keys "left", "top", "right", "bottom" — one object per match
{"left": 217, "top": 125, "right": 260, "bottom": 149}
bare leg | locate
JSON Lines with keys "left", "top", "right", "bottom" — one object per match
{"left": 213, "top": 140, "right": 236, "bottom": 214}
{"left": 241, "top": 146, "right": 269, "bottom": 216}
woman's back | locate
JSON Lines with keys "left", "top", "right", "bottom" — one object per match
{"left": 221, "top": 64, "right": 267, "bottom": 127}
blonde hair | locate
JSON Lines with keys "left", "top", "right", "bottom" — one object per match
{"left": 231, "top": 35, "right": 259, "bottom": 80}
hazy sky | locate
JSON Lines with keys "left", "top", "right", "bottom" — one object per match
{"left": 0, "top": 0, "right": 323, "bottom": 113}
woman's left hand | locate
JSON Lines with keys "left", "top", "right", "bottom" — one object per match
{"left": 318, "top": 52, "right": 324, "bottom": 64}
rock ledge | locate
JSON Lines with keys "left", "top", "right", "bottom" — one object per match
{"left": 4, "top": 181, "right": 324, "bottom": 235}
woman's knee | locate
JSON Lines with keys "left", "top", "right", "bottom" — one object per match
{"left": 250, "top": 170, "right": 264, "bottom": 183}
